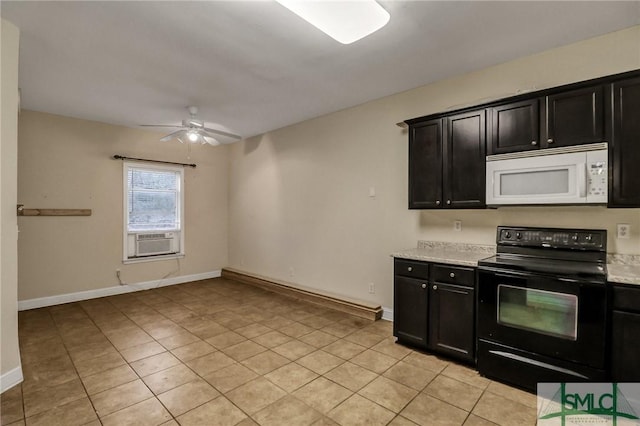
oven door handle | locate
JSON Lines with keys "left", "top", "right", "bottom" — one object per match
{"left": 489, "top": 350, "right": 589, "bottom": 379}
{"left": 478, "top": 266, "right": 605, "bottom": 285}
{"left": 477, "top": 267, "right": 533, "bottom": 278}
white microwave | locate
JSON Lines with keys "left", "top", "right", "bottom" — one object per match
{"left": 486, "top": 143, "right": 608, "bottom": 206}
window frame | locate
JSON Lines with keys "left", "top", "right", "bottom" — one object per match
{"left": 122, "top": 161, "right": 185, "bottom": 263}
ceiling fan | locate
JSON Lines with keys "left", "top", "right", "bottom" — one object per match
{"left": 141, "top": 106, "right": 242, "bottom": 146}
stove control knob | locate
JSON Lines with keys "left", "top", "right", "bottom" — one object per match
{"left": 572, "top": 234, "right": 579, "bottom": 242}
{"left": 505, "top": 231, "right": 512, "bottom": 239}
{"left": 407, "top": 267, "right": 412, "bottom": 272}
{"left": 421, "top": 284, "right": 427, "bottom": 289}
{"left": 449, "top": 272, "right": 455, "bottom": 278}
{"left": 585, "top": 234, "right": 593, "bottom": 242}
{"left": 516, "top": 232, "right": 522, "bottom": 240}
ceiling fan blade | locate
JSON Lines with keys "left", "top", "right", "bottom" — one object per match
{"left": 202, "top": 130, "right": 237, "bottom": 144}
{"left": 202, "top": 127, "right": 242, "bottom": 140}
{"left": 140, "top": 124, "right": 183, "bottom": 128}
{"left": 159, "top": 129, "right": 185, "bottom": 142}
{"left": 202, "top": 135, "right": 221, "bottom": 146}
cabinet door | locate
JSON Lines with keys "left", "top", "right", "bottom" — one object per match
{"left": 545, "top": 85, "right": 605, "bottom": 148}
{"left": 611, "top": 77, "right": 640, "bottom": 207}
{"left": 489, "top": 99, "right": 539, "bottom": 155}
{"left": 408, "top": 119, "right": 443, "bottom": 209}
{"left": 611, "top": 310, "right": 640, "bottom": 381}
{"left": 393, "top": 276, "right": 428, "bottom": 348}
{"left": 428, "top": 282, "right": 474, "bottom": 362}
{"left": 444, "top": 110, "right": 486, "bottom": 208}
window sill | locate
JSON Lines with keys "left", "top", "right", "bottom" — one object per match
{"left": 123, "top": 253, "right": 185, "bottom": 265}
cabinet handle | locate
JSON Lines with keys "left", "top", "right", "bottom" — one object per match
{"left": 436, "top": 200, "right": 441, "bottom": 205}
{"left": 547, "top": 138, "right": 554, "bottom": 144}
{"left": 531, "top": 141, "right": 537, "bottom": 146}
{"left": 449, "top": 272, "right": 455, "bottom": 278}
{"left": 407, "top": 266, "right": 412, "bottom": 272}
{"left": 432, "top": 285, "right": 437, "bottom": 290}
{"left": 446, "top": 200, "right": 451, "bottom": 205}
{"left": 421, "top": 283, "right": 427, "bottom": 289}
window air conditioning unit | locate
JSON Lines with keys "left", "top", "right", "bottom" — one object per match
{"left": 135, "top": 232, "right": 178, "bottom": 256}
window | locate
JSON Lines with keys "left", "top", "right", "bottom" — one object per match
{"left": 123, "top": 162, "right": 184, "bottom": 261}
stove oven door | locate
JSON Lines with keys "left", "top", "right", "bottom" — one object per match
{"left": 477, "top": 267, "right": 607, "bottom": 369}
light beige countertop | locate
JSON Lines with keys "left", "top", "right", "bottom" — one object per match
{"left": 391, "top": 241, "right": 495, "bottom": 267}
{"left": 607, "top": 254, "right": 640, "bottom": 285}
{"left": 392, "top": 242, "right": 640, "bottom": 285}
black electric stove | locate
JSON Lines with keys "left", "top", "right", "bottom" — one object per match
{"left": 476, "top": 226, "right": 608, "bottom": 391}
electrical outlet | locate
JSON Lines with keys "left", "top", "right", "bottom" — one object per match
{"left": 368, "top": 283, "right": 375, "bottom": 294}
{"left": 617, "top": 224, "right": 631, "bottom": 239}
{"left": 454, "top": 220, "right": 462, "bottom": 232}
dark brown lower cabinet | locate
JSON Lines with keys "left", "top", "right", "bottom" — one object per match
{"left": 428, "top": 282, "right": 475, "bottom": 362}
{"left": 611, "top": 310, "right": 640, "bottom": 381}
{"left": 393, "top": 275, "right": 428, "bottom": 348}
{"left": 393, "top": 259, "right": 476, "bottom": 363}
{"left": 610, "top": 283, "right": 640, "bottom": 381}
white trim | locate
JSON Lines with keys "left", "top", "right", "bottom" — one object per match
{"left": 18, "top": 270, "right": 221, "bottom": 311}
{"left": 382, "top": 306, "right": 393, "bottom": 322}
{"left": 0, "top": 365, "right": 23, "bottom": 393}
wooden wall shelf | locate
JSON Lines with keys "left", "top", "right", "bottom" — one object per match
{"left": 17, "top": 206, "right": 91, "bottom": 216}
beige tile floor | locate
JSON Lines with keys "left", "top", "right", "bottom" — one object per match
{"left": 0, "top": 277, "right": 538, "bottom": 426}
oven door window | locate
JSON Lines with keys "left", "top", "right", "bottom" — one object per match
{"left": 497, "top": 284, "right": 578, "bottom": 340}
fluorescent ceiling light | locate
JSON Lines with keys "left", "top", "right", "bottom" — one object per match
{"left": 276, "top": 0, "right": 390, "bottom": 45}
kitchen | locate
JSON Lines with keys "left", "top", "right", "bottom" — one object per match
{"left": 2, "top": 2, "right": 640, "bottom": 425}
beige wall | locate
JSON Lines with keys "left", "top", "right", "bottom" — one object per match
{"left": 228, "top": 26, "right": 640, "bottom": 310}
{"left": 17, "top": 111, "right": 229, "bottom": 301}
{"left": 1, "top": 19, "right": 22, "bottom": 386}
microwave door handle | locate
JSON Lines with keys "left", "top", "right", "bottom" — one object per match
{"left": 577, "top": 163, "right": 587, "bottom": 198}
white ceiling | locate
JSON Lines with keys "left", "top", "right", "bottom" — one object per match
{"left": 2, "top": 1, "right": 639, "bottom": 139}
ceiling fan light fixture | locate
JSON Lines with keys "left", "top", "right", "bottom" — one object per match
{"left": 187, "top": 130, "right": 199, "bottom": 142}
{"left": 276, "top": 0, "right": 390, "bottom": 45}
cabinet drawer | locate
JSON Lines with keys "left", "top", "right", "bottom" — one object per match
{"left": 394, "top": 259, "right": 429, "bottom": 280}
{"left": 612, "top": 285, "right": 640, "bottom": 312}
{"left": 431, "top": 264, "right": 474, "bottom": 287}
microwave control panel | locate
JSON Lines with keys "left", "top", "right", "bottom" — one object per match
{"left": 586, "top": 150, "right": 608, "bottom": 203}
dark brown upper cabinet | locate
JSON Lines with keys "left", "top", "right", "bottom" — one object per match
{"left": 489, "top": 99, "right": 539, "bottom": 155}
{"left": 488, "top": 84, "right": 606, "bottom": 155}
{"left": 545, "top": 85, "right": 605, "bottom": 148}
{"left": 408, "top": 119, "right": 442, "bottom": 209}
{"left": 610, "top": 76, "right": 640, "bottom": 207}
{"left": 444, "top": 110, "right": 486, "bottom": 208}
{"left": 408, "top": 110, "right": 485, "bottom": 209}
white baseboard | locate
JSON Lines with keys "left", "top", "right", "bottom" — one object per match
{"left": 0, "top": 365, "right": 23, "bottom": 393}
{"left": 382, "top": 306, "right": 393, "bottom": 322}
{"left": 18, "top": 270, "right": 222, "bottom": 311}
